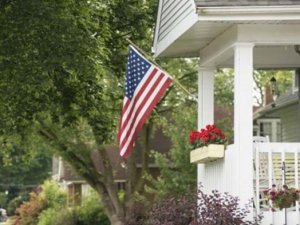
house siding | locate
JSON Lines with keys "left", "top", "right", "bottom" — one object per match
{"left": 195, "top": 0, "right": 300, "bottom": 7}
{"left": 266, "top": 104, "right": 300, "bottom": 142}
{"left": 157, "top": 0, "right": 195, "bottom": 43}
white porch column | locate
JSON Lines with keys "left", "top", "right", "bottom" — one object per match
{"left": 197, "top": 67, "right": 215, "bottom": 188}
{"left": 234, "top": 43, "right": 254, "bottom": 208}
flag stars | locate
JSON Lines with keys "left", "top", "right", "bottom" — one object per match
{"left": 124, "top": 47, "right": 152, "bottom": 99}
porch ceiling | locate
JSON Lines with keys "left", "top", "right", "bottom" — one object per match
{"left": 160, "top": 19, "right": 300, "bottom": 59}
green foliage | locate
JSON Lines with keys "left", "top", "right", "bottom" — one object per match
{"left": 156, "top": 58, "right": 198, "bottom": 110}
{"left": 140, "top": 59, "right": 198, "bottom": 198}
{"left": 215, "top": 69, "right": 293, "bottom": 108}
{"left": 7, "top": 194, "right": 29, "bottom": 216}
{"left": 75, "top": 190, "right": 110, "bottom": 225}
{"left": 39, "top": 180, "right": 67, "bottom": 209}
{"left": 37, "top": 208, "right": 76, "bottom": 225}
{"left": 13, "top": 192, "right": 47, "bottom": 225}
{"left": 37, "top": 189, "right": 109, "bottom": 225}
{"left": 0, "top": 192, "right": 7, "bottom": 207}
{"left": 149, "top": 107, "right": 197, "bottom": 197}
{"left": 254, "top": 70, "right": 293, "bottom": 106}
{"left": 215, "top": 69, "right": 234, "bottom": 108}
{"left": 0, "top": 0, "right": 116, "bottom": 141}
{"left": 0, "top": 140, "right": 51, "bottom": 207}
{"left": 12, "top": 180, "right": 67, "bottom": 225}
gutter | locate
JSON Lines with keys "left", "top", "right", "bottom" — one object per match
{"left": 196, "top": 5, "right": 300, "bottom": 20}
{"left": 253, "top": 96, "right": 298, "bottom": 120}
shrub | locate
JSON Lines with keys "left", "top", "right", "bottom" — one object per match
{"left": 12, "top": 181, "right": 110, "bottom": 225}
{"left": 147, "top": 187, "right": 262, "bottom": 225}
{"left": 12, "top": 180, "right": 67, "bottom": 225}
{"left": 37, "top": 208, "right": 76, "bottom": 225}
{"left": 147, "top": 191, "right": 197, "bottom": 225}
{"left": 0, "top": 192, "right": 8, "bottom": 208}
{"left": 38, "top": 180, "right": 67, "bottom": 209}
{"left": 7, "top": 193, "right": 30, "bottom": 216}
{"left": 75, "top": 190, "right": 109, "bottom": 225}
{"left": 12, "top": 191, "right": 46, "bottom": 225}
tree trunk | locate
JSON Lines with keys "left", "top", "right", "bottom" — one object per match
{"left": 110, "top": 215, "right": 125, "bottom": 225}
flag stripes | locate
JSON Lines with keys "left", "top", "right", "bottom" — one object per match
{"left": 119, "top": 59, "right": 172, "bottom": 158}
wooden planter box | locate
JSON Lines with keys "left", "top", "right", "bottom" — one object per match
{"left": 190, "top": 144, "right": 225, "bottom": 164}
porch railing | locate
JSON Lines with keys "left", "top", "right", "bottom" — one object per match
{"left": 254, "top": 142, "right": 300, "bottom": 225}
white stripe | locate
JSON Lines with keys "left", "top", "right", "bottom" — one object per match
{"left": 120, "top": 75, "right": 168, "bottom": 156}
{"left": 120, "top": 69, "right": 161, "bottom": 148}
{"left": 120, "top": 67, "right": 161, "bottom": 143}
{"left": 120, "top": 65, "right": 157, "bottom": 129}
{"left": 120, "top": 75, "right": 169, "bottom": 156}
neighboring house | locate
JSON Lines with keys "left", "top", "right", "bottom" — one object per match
{"left": 254, "top": 73, "right": 299, "bottom": 143}
{"left": 153, "top": 0, "right": 300, "bottom": 224}
{"left": 52, "top": 128, "right": 170, "bottom": 206}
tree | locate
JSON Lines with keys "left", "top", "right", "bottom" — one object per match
{"left": 253, "top": 70, "right": 293, "bottom": 106}
{"left": 147, "top": 107, "right": 197, "bottom": 198}
{"left": 0, "top": 0, "right": 158, "bottom": 224}
{"left": 0, "top": 143, "right": 51, "bottom": 208}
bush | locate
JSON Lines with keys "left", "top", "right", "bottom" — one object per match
{"left": 75, "top": 190, "right": 110, "bottom": 225}
{"left": 12, "top": 181, "right": 109, "bottom": 225}
{"left": 37, "top": 208, "right": 76, "bottom": 225}
{"left": 12, "top": 191, "right": 47, "bottom": 225}
{"left": 0, "top": 192, "right": 8, "bottom": 208}
{"left": 37, "top": 188, "right": 109, "bottom": 225}
{"left": 38, "top": 180, "right": 67, "bottom": 208}
{"left": 147, "top": 191, "right": 197, "bottom": 225}
{"left": 147, "top": 187, "right": 262, "bottom": 225}
{"left": 12, "top": 180, "right": 67, "bottom": 225}
{"left": 7, "top": 193, "right": 30, "bottom": 216}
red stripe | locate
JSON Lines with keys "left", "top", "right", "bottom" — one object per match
{"left": 121, "top": 77, "right": 172, "bottom": 158}
{"left": 119, "top": 72, "right": 164, "bottom": 150}
{"left": 117, "top": 99, "right": 130, "bottom": 141}
{"left": 119, "top": 68, "right": 158, "bottom": 136}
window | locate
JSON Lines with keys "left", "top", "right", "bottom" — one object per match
{"left": 253, "top": 125, "right": 259, "bottom": 136}
{"left": 116, "top": 180, "right": 126, "bottom": 191}
{"left": 256, "top": 119, "right": 282, "bottom": 142}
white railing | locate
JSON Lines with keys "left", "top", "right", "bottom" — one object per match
{"left": 254, "top": 142, "right": 300, "bottom": 225}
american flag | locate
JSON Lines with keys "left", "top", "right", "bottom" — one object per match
{"left": 118, "top": 46, "right": 173, "bottom": 158}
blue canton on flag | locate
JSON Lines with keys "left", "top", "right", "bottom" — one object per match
{"left": 125, "top": 48, "right": 151, "bottom": 99}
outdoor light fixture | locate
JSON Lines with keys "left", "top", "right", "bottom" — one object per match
{"left": 270, "top": 76, "right": 278, "bottom": 107}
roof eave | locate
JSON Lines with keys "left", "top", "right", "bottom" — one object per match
{"left": 196, "top": 5, "right": 300, "bottom": 22}
{"left": 254, "top": 98, "right": 298, "bottom": 120}
{"left": 197, "top": 5, "right": 300, "bottom": 15}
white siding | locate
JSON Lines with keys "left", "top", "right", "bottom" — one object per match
{"left": 158, "top": 0, "right": 195, "bottom": 42}
{"left": 202, "top": 144, "right": 239, "bottom": 196}
{"left": 267, "top": 104, "right": 300, "bottom": 142}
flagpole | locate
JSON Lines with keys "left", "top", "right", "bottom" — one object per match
{"left": 126, "top": 39, "right": 197, "bottom": 101}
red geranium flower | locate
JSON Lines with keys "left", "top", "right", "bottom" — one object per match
{"left": 189, "top": 124, "right": 227, "bottom": 149}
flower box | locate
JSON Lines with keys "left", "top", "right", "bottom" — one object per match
{"left": 190, "top": 144, "right": 225, "bottom": 164}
